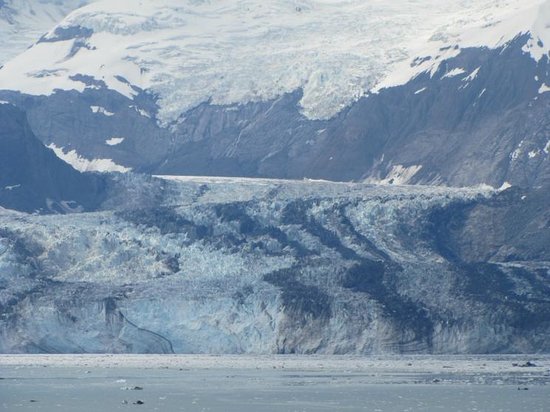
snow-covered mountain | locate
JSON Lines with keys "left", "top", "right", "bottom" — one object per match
{"left": 0, "top": 0, "right": 548, "bottom": 186}
{"left": 0, "top": 0, "right": 94, "bottom": 65}
{"left": 0, "top": 1, "right": 549, "bottom": 355}
{"left": 1, "top": 0, "right": 548, "bottom": 123}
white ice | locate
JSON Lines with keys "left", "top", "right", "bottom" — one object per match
{"left": 0, "top": 0, "right": 548, "bottom": 126}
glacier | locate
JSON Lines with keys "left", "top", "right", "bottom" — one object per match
{"left": 0, "top": 0, "right": 96, "bottom": 64}
{"left": 0, "top": 2, "right": 548, "bottom": 356}
{"left": 0, "top": 0, "right": 548, "bottom": 125}
{"left": 1, "top": 175, "right": 548, "bottom": 354}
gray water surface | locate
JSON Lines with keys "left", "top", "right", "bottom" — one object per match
{"left": 1, "top": 355, "right": 549, "bottom": 411}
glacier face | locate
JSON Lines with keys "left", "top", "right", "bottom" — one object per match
{"left": 0, "top": 0, "right": 548, "bottom": 125}
{"left": 1, "top": 176, "right": 548, "bottom": 354}
{"left": 0, "top": 2, "right": 548, "bottom": 356}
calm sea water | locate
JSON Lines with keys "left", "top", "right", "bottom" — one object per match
{"left": 1, "top": 355, "right": 549, "bottom": 411}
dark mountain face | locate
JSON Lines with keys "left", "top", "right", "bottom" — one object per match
{"left": 0, "top": 104, "right": 106, "bottom": 213}
{"left": 1, "top": 36, "right": 548, "bottom": 188}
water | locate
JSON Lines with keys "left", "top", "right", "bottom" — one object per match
{"left": 1, "top": 355, "right": 549, "bottom": 411}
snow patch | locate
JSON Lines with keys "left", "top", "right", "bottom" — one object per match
{"left": 105, "top": 137, "right": 125, "bottom": 146}
{"left": 47, "top": 143, "right": 131, "bottom": 173}
{"left": 442, "top": 68, "right": 466, "bottom": 79}
{"left": 498, "top": 181, "right": 512, "bottom": 191}
{"left": 544, "top": 140, "right": 550, "bottom": 154}
{"left": 528, "top": 150, "right": 539, "bottom": 158}
{"left": 539, "top": 83, "right": 550, "bottom": 94}
{"left": 367, "top": 165, "right": 423, "bottom": 185}
{"left": 130, "top": 106, "right": 151, "bottom": 118}
{"left": 510, "top": 139, "right": 525, "bottom": 160}
{"left": 0, "top": 100, "right": 9, "bottom": 105}
{"left": 414, "top": 87, "right": 427, "bottom": 95}
{"left": 462, "top": 67, "right": 481, "bottom": 82}
{"left": 3, "top": 185, "right": 21, "bottom": 191}
{"left": 91, "top": 106, "right": 115, "bottom": 116}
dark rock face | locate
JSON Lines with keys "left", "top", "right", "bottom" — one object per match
{"left": 0, "top": 104, "right": 106, "bottom": 213}
{"left": 1, "top": 36, "right": 548, "bottom": 187}
{"left": 0, "top": 87, "right": 171, "bottom": 174}
{"left": 426, "top": 186, "right": 550, "bottom": 264}
{"left": 38, "top": 25, "right": 94, "bottom": 43}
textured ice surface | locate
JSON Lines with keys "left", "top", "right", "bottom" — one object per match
{"left": 0, "top": 0, "right": 548, "bottom": 125}
{"left": 2, "top": 177, "right": 548, "bottom": 354}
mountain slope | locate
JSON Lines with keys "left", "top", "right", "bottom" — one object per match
{"left": 0, "top": 103, "right": 106, "bottom": 213}
{"left": 0, "top": 0, "right": 548, "bottom": 187}
{"left": 0, "top": 0, "right": 94, "bottom": 65}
